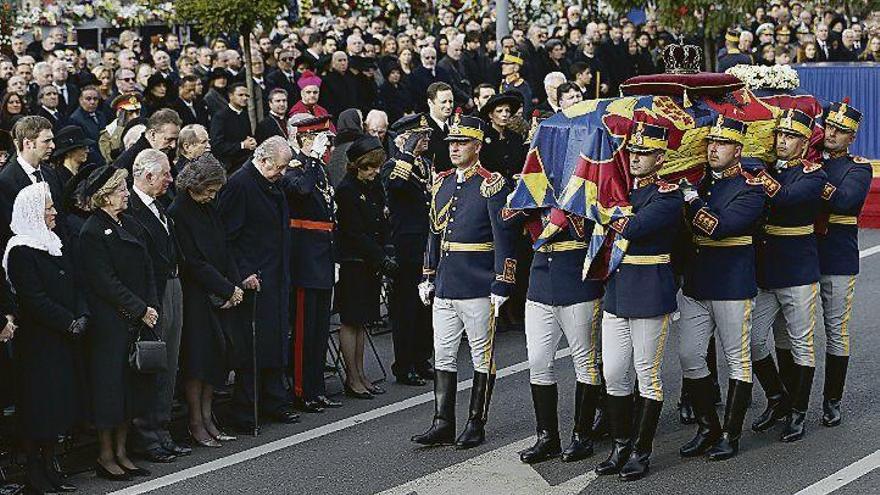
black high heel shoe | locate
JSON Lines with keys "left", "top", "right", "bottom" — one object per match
{"left": 94, "top": 463, "right": 130, "bottom": 481}
{"left": 119, "top": 464, "right": 151, "bottom": 477}
{"left": 344, "top": 384, "right": 374, "bottom": 400}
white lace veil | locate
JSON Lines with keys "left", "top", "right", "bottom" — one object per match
{"left": 2, "top": 182, "right": 63, "bottom": 275}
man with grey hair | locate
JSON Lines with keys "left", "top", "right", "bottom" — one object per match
{"left": 537, "top": 71, "right": 566, "bottom": 114}
{"left": 219, "top": 135, "right": 299, "bottom": 431}
{"left": 437, "top": 37, "right": 472, "bottom": 108}
{"left": 114, "top": 108, "right": 182, "bottom": 176}
{"left": 411, "top": 46, "right": 454, "bottom": 113}
{"left": 364, "top": 109, "right": 389, "bottom": 149}
{"left": 127, "top": 147, "right": 190, "bottom": 462}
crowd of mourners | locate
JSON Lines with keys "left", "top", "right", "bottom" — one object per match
{"left": 0, "top": 0, "right": 875, "bottom": 492}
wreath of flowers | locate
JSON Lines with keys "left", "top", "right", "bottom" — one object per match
{"left": 725, "top": 64, "right": 801, "bottom": 90}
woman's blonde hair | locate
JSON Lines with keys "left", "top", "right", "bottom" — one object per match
{"left": 89, "top": 169, "right": 129, "bottom": 210}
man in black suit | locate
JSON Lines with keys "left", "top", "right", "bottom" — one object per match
{"left": 51, "top": 60, "right": 79, "bottom": 117}
{"left": 255, "top": 88, "right": 289, "bottom": 144}
{"left": 265, "top": 48, "right": 300, "bottom": 105}
{"left": 815, "top": 23, "right": 832, "bottom": 61}
{"left": 423, "top": 82, "right": 454, "bottom": 172}
{"left": 35, "top": 85, "right": 66, "bottom": 131}
{"left": 0, "top": 116, "right": 65, "bottom": 250}
{"left": 113, "top": 108, "right": 182, "bottom": 176}
{"left": 66, "top": 85, "right": 107, "bottom": 166}
{"left": 210, "top": 82, "right": 257, "bottom": 172}
{"left": 409, "top": 47, "right": 454, "bottom": 114}
{"left": 171, "top": 75, "right": 209, "bottom": 128}
{"left": 127, "top": 148, "right": 190, "bottom": 463}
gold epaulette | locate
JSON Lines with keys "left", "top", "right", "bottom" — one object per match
{"left": 740, "top": 169, "right": 763, "bottom": 187}
{"left": 288, "top": 159, "right": 303, "bottom": 168}
{"left": 389, "top": 159, "right": 413, "bottom": 180}
{"left": 853, "top": 156, "right": 870, "bottom": 164}
{"left": 480, "top": 171, "right": 505, "bottom": 198}
{"left": 656, "top": 180, "right": 679, "bottom": 193}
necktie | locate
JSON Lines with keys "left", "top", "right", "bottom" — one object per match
{"left": 33, "top": 169, "right": 44, "bottom": 183}
{"left": 59, "top": 86, "right": 67, "bottom": 103}
{"left": 89, "top": 113, "right": 98, "bottom": 124}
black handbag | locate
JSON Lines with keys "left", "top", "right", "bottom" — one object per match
{"left": 129, "top": 324, "right": 167, "bottom": 374}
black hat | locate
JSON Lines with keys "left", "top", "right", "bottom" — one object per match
{"left": 294, "top": 55, "right": 314, "bottom": 70}
{"left": 775, "top": 108, "right": 813, "bottom": 138}
{"left": 51, "top": 125, "right": 94, "bottom": 159}
{"left": 146, "top": 72, "right": 168, "bottom": 92}
{"left": 347, "top": 135, "right": 384, "bottom": 162}
{"left": 445, "top": 112, "right": 486, "bottom": 142}
{"left": 208, "top": 67, "right": 229, "bottom": 83}
{"left": 479, "top": 92, "right": 523, "bottom": 120}
{"left": 706, "top": 115, "right": 748, "bottom": 144}
{"left": 350, "top": 55, "right": 378, "bottom": 72}
{"left": 825, "top": 100, "right": 862, "bottom": 133}
{"left": 390, "top": 114, "right": 432, "bottom": 134}
{"left": 82, "top": 165, "right": 121, "bottom": 199}
{"left": 626, "top": 121, "right": 669, "bottom": 152}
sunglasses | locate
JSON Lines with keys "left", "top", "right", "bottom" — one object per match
{"left": 118, "top": 77, "right": 135, "bottom": 82}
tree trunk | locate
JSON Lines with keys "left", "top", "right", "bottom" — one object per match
{"left": 241, "top": 30, "right": 258, "bottom": 133}
{"left": 703, "top": 24, "right": 716, "bottom": 72}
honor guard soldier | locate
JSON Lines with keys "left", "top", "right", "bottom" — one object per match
{"left": 814, "top": 101, "right": 871, "bottom": 427}
{"left": 381, "top": 115, "right": 435, "bottom": 386}
{"left": 412, "top": 114, "right": 518, "bottom": 449}
{"left": 597, "top": 122, "right": 683, "bottom": 481}
{"left": 499, "top": 52, "right": 533, "bottom": 116}
{"left": 517, "top": 210, "right": 604, "bottom": 465}
{"left": 750, "top": 109, "right": 827, "bottom": 442}
{"left": 282, "top": 114, "right": 342, "bottom": 412}
{"left": 677, "top": 117, "right": 766, "bottom": 460}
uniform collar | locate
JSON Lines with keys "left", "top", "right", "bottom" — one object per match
{"left": 775, "top": 158, "right": 798, "bottom": 170}
{"left": 455, "top": 162, "right": 480, "bottom": 183}
{"left": 633, "top": 173, "right": 658, "bottom": 189}
{"left": 711, "top": 163, "right": 742, "bottom": 180}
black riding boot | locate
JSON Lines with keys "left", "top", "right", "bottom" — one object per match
{"left": 620, "top": 397, "right": 663, "bottom": 481}
{"left": 595, "top": 394, "right": 633, "bottom": 475}
{"left": 520, "top": 384, "right": 561, "bottom": 463}
{"left": 707, "top": 336, "right": 722, "bottom": 405}
{"left": 781, "top": 364, "right": 815, "bottom": 443}
{"left": 412, "top": 370, "right": 457, "bottom": 445}
{"left": 822, "top": 354, "right": 849, "bottom": 427}
{"left": 562, "top": 382, "right": 600, "bottom": 462}
{"left": 776, "top": 347, "right": 797, "bottom": 397}
{"left": 707, "top": 379, "right": 753, "bottom": 460}
{"left": 677, "top": 377, "right": 696, "bottom": 425}
{"left": 751, "top": 355, "right": 791, "bottom": 431}
{"left": 592, "top": 380, "right": 609, "bottom": 438}
{"left": 455, "top": 372, "right": 494, "bottom": 449}
{"left": 679, "top": 377, "right": 721, "bottom": 457}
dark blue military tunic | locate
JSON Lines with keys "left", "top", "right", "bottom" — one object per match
{"left": 818, "top": 154, "right": 873, "bottom": 276}
{"left": 424, "top": 164, "right": 517, "bottom": 299}
{"left": 526, "top": 214, "right": 603, "bottom": 306}
{"left": 683, "top": 164, "right": 766, "bottom": 301}
{"left": 603, "top": 176, "right": 683, "bottom": 318}
{"left": 755, "top": 159, "right": 827, "bottom": 289}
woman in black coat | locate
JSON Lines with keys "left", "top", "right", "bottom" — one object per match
{"left": 4, "top": 182, "right": 86, "bottom": 493}
{"left": 169, "top": 154, "right": 242, "bottom": 447}
{"left": 334, "top": 136, "right": 396, "bottom": 399}
{"left": 79, "top": 166, "right": 159, "bottom": 481}
{"left": 480, "top": 92, "right": 527, "bottom": 180}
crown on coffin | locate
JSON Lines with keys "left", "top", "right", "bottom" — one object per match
{"left": 662, "top": 44, "right": 702, "bottom": 74}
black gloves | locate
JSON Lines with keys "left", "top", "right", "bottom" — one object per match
{"left": 66, "top": 316, "right": 88, "bottom": 338}
{"left": 381, "top": 256, "right": 399, "bottom": 277}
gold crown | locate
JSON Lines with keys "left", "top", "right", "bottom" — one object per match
{"left": 662, "top": 44, "right": 702, "bottom": 74}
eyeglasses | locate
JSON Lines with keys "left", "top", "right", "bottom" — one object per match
{"left": 118, "top": 77, "right": 135, "bottom": 82}
{"left": 280, "top": 57, "right": 294, "bottom": 61}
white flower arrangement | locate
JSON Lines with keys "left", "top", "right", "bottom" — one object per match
{"left": 725, "top": 64, "right": 801, "bottom": 90}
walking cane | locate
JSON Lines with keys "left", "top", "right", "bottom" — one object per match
{"left": 251, "top": 271, "right": 262, "bottom": 437}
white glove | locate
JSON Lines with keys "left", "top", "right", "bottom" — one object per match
{"left": 683, "top": 188, "right": 699, "bottom": 203}
{"left": 310, "top": 132, "right": 331, "bottom": 159}
{"left": 334, "top": 263, "right": 340, "bottom": 283}
{"left": 418, "top": 281, "right": 435, "bottom": 306}
{"left": 490, "top": 294, "right": 509, "bottom": 317}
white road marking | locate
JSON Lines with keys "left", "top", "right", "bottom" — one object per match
{"left": 377, "top": 437, "right": 597, "bottom": 495}
{"left": 110, "top": 348, "right": 573, "bottom": 495}
{"left": 859, "top": 244, "right": 880, "bottom": 258}
{"left": 793, "top": 449, "right": 880, "bottom": 495}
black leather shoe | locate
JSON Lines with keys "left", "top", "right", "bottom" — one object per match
{"left": 397, "top": 372, "right": 427, "bottom": 386}
{"left": 520, "top": 430, "right": 561, "bottom": 464}
{"left": 619, "top": 451, "right": 651, "bottom": 481}
{"left": 42, "top": 456, "right": 77, "bottom": 492}
{"left": 781, "top": 410, "right": 807, "bottom": 442}
{"left": 679, "top": 377, "right": 721, "bottom": 457}
{"left": 561, "top": 432, "right": 594, "bottom": 462}
{"left": 162, "top": 442, "right": 193, "bottom": 457}
{"left": 707, "top": 379, "right": 752, "bottom": 461}
{"left": 294, "top": 398, "right": 325, "bottom": 413}
{"left": 136, "top": 448, "right": 176, "bottom": 463}
{"left": 822, "top": 399, "right": 842, "bottom": 427}
{"left": 416, "top": 366, "right": 435, "bottom": 381}
{"left": 366, "top": 384, "right": 387, "bottom": 395}
{"left": 454, "top": 372, "right": 494, "bottom": 449}
{"left": 344, "top": 384, "right": 374, "bottom": 399}
{"left": 317, "top": 395, "right": 342, "bottom": 408}
{"left": 26, "top": 459, "right": 55, "bottom": 494}
{"left": 595, "top": 395, "right": 634, "bottom": 475}
{"left": 677, "top": 396, "right": 696, "bottom": 425}
{"left": 412, "top": 370, "right": 457, "bottom": 446}
{"left": 273, "top": 409, "right": 302, "bottom": 424}
{"left": 707, "top": 432, "right": 739, "bottom": 461}
{"left": 520, "top": 384, "right": 561, "bottom": 464}
{"left": 120, "top": 464, "right": 151, "bottom": 477}
{"left": 94, "top": 463, "right": 130, "bottom": 481}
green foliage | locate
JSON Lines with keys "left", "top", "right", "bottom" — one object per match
{"left": 175, "top": 0, "right": 286, "bottom": 36}
{"left": 605, "top": 0, "right": 759, "bottom": 38}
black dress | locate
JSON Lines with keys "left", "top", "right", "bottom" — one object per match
{"left": 169, "top": 191, "right": 241, "bottom": 386}
{"left": 334, "top": 172, "right": 389, "bottom": 326}
{"left": 80, "top": 209, "right": 159, "bottom": 429}
{"left": 7, "top": 246, "right": 86, "bottom": 440}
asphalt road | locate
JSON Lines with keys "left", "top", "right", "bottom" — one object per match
{"left": 76, "top": 230, "right": 880, "bottom": 495}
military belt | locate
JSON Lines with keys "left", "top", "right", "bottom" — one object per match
{"left": 536, "top": 241, "right": 588, "bottom": 253}
{"left": 763, "top": 224, "right": 814, "bottom": 236}
{"left": 693, "top": 235, "right": 753, "bottom": 247}
{"left": 621, "top": 254, "right": 671, "bottom": 265}
{"left": 289, "top": 219, "right": 334, "bottom": 231}
{"left": 440, "top": 241, "right": 494, "bottom": 252}
{"left": 828, "top": 214, "right": 858, "bottom": 225}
